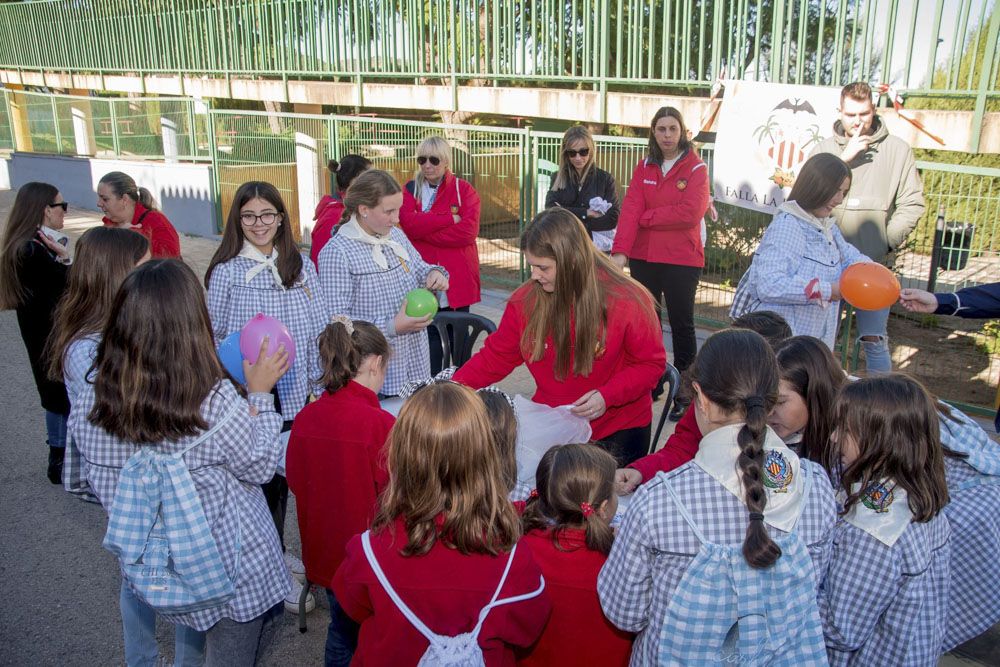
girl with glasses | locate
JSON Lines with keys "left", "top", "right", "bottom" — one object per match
{"left": 545, "top": 126, "right": 620, "bottom": 252}
{"left": 97, "top": 171, "right": 181, "bottom": 259}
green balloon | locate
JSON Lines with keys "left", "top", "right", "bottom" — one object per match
{"left": 404, "top": 288, "right": 439, "bottom": 318}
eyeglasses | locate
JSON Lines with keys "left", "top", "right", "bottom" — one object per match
{"left": 240, "top": 212, "right": 281, "bottom": 227}
{"left": 416, "top": 155, "right": 441, "bottom": 166}
{"left": 564, "top": 148, "right": 590, "bottom": 158}
{"left": 48, "top": 202, "right": 68, "bottom": 211}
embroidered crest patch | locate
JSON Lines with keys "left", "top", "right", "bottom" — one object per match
{"left": 861, "top": 482, "right": 894, "bottom": 513}
{"left": 762, "top": 450, "right": 793, "bottom": 493}
{"left": 676, "top": 179, "right": 688, "bottom": 190}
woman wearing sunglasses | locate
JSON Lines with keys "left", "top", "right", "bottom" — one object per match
{"left": 399, "top": 136, "right": 482, "bottom": 374}
{"left": 97, "top": 171, "right": 181, "bottom": 259}
{"left": 544, "top": 126, "right": 620, "bottom": 252}
{"left": 0, "top": 182, "right": 73, "bottom": 484}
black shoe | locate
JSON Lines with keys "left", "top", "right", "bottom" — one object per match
{"left": 47, "top": 446, "right": 64, "bottom": 485}
{"left": 668, "top": 399, "right": 689, "bottom": 422}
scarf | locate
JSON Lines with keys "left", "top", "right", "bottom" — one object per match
{"left": 238, "top": 241, "right": 285, "bottom": 290}
{"left": 780, "top": 200, "right": 837, "bottom": 243}
{"left": 841, "top": 480, "right": 912, "bottom": 547}
{"left": 337, "top": 216, "right": 410, "bottom": 270}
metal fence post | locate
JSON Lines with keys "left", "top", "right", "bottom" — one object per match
{"left": 108, "top": 100, "right": 121, "bottom": 156}
{"left": 50, "top": 96, "right": 62, "bottom": 154}
{"left": 206, "top": 109, "right": 223, "bottom": 233}
{"left": 970, "top": 7, "right": 1000, "bottom": 153}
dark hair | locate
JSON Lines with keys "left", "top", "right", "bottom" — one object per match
{"left": 830, "top": 374, "right": 949, "bottom": 522}
{"left": 0, "top": 182, "right": 60, "bottom": 308}
{"left": 522, "top": 443, "right": 617, "bottom": 555}
{"left": 774, "top": 336, "right": 846, "bottom": 464}
{"left": 339, "top": 169, "right": 402, "bottom": 226}
{"left": 478, "top": 389, "right": 518, "bottom": 493}
{"left": 731, "top": 310, "right": 792, "bottom": 351}
{"left": 328, "top": 154, "right": 373, "bottom": 192}
{"left": 788, "top": 153, "right": 851, "bottom": 212}
{"left": 205, "top": 181, "right": 303, "bottom": 289}
{"left": 98, "top": 171, "right": 157, "bottom": 210}
{"left": 689, "top": 329, "right": 782, "bottom": 568}
{"left": 316, "top": 319, "right": 390, "bottom": 394}
{"left": 647, "top": 106, "right": 691, "bottom": 164}
{"left": 47, "top": 228, "right": 150, "bottom": 381}
{"left": 840, "top": 82, "right": 874, "bottom": 107}
{"left": 89, "top": 260, "right": 226, "bottom": 443}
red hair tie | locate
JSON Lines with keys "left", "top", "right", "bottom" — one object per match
{"left": 580, "top": 502, "right": 595, "bottom": 518}
{"left": 528, "top": 489, "right": 539, "bottom": 499}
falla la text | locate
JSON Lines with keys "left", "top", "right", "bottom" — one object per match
{"left": 724, "top": 187, "right": 780, "bottom": 208}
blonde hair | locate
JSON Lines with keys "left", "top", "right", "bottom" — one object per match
{"left": 374, "top": 383, "right": 521, "bottom": 556}
{"left": 412, "top": 136, "right": 453, "bottom": 207}
{"left": 552, "top": 126, "right": 596, "bottom": 191}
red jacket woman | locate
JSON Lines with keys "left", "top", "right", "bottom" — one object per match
{"left": 97, "top": 171, "right": 180, "bottom": 259}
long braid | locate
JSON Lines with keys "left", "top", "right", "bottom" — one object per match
{"left": 737, "top": 398, "right": 782, "bottom": 568}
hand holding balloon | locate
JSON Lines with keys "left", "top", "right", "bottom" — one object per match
{"left": 244, "top": 336, "right": 290, "bottom": 394}
{"left": 240, "top": 314, "right": 296, "bottom": 366}
{"left": 217, "top": 331, "right": 247, "bottom": 384}
{"left": 839, "top": 263, "right": 900, "bottom": 310}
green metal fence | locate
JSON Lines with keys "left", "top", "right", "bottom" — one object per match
{"left": 0, "top": 90, "right": 13, "bottom": 151}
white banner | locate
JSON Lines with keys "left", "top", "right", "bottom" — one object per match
{"left": 713, "top": 80, "right": 842, "bottom": 214}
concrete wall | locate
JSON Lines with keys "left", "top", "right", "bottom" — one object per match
{"left": 0, "top": 156, "right": 9, "bottom": 190}
{"left": 8, "top": 153, "right": 217, "bottom": 238}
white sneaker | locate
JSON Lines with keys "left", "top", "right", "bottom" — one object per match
{"left": 284, "top": 577, "right": 315, "bottom": 614}
{"left": 284, "top": 552, "right": 306, "bottom": 583}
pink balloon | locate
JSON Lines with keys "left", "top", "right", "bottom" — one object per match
{"left": 239, "top": 314, "right": 296, "bottom": 367}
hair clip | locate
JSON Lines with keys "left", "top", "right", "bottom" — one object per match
{"left": 744, "top": 396, "right": 765, "bottom": 410}
{"left": 580, "top": 502, "right": 595, "bottom": 518}
{"left": 476, "top": 385, "right": 517, "bottom": 417}
{"left": 330, "top": 314, "right": 354, "bottom": 335}
{"left": 528, "top": 489, "right": 539, "bottom": 499}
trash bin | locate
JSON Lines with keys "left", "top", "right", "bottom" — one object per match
{"left": 938, "top": 222, "right": 974, "bottom": 271}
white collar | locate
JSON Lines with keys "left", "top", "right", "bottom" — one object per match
{"left": 841, "top": 480, "right": 912, "bottom": 547}
{"left": 694, "top": 423, "right": 805, "bottom": 532}
{"left": 780, "top": 200, "right": 837, "bottom": 243}
{"left": 338, "top": 216, "right": 411, "bottom": 270}
{"left": 237, "top": 241, "right": 284, "bottom": 290}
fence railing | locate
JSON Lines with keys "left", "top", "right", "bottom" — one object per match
{"left": 4, "top": 90, "right": 1000, "bottom": 413}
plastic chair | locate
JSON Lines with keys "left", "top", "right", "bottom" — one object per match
{"left": 431, "top": 311, "right": 497, "bottom": 368}
{"left": 649, "top": 363, "right": 682, "bottom": 454}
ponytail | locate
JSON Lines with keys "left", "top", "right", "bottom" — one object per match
{"left": 736, "top": 396, "right": 782, "bottom": 569}
{"left": 136, "top": 187, "right": 158, "bottom": 211}
{"left": 315, "top": 318, "right": 391, "bottom": 394}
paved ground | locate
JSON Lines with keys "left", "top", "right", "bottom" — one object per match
{"left": 0, "top": 189, "right": 995, "bottom": 665}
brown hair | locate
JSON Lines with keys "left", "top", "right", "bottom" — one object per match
{"left": 47, "top": 227, "right": 149, "bottom": 381}
{"left": 478, "top": 389, "right": 518, "bottom": 493}
{"left": 689, "top": 329, "right": 782, "bottom": 568}
{"left": 519, "top": 207, "right": 656, "bottom": 379}
{"left": 830, "top": 374, "right": 949, "bottom": 522}
{"left": 89, "top": 260, "right": 226, "bottom": 443}
{"left": 98, "top": 171, "right": 157, "bottom": 210}
{"left": 731, "top": 310, "right": 792, "bottom": 351}
{"left": 327, "top": 154, "right": 372, "bottom": 192}
{"left": 840, "top": 82, "right": 874, "bottom": 107}
{"left": 774, "top": 336, "right": 846, "bottom": 464}
{"left": 552, "top": 126, "right": 596, "bottom": 191}
{"left": 647, "top": 106, "right": 691, "bottom": 164}
{"left": 788, "top": 153, "right": 851, "bottom": 212}
{"left": 316, "top": 319, "right": 390, "bottom": 394}
{"left": 374, "top": 382, "right": 520, "bottom": 557}
{"left": 522, "top": 443, "right": 617, "bottom": 555}
{"left": 205, "top": 181, "right": 303, "bottom": 289}
{"left": 0, "top": 182, "right": 60, "bottom": 309}
{"left": 339, "top": 169, "right": 402, "bottom": 227}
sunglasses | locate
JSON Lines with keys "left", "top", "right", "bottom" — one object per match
{"left": 416, "top": 155, "right": 441, "bottom": 166}
{"left": 564, "top": 148, "right": 590, "bottom": 158}
{"left": 48, "top": 202, "right": 68, "bottom": 211}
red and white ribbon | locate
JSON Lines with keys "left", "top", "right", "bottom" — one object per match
{"left": 875, "top": 83, "right": 945, "bottom": 146}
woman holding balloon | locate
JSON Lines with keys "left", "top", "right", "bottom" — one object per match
{"left": 205, "top": 180, "right": 327, "bottom": 610}
{"left": 730, "top": 153, "right": 897, "bottom": 349}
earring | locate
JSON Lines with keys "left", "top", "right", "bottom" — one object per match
{"left": 362, "top": 213, "right": 368, "bottom": 218}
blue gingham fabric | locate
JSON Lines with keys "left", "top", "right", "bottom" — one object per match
{"left": 818, "top": 505, "right": 951, "bottom": 666}
{"left": 730, "top": 210, "right": 869, "bottom": 348}
{"left": 206, "top": 255, "right": 327, "bottom": 421}
{"left": 70, "top": 380, "right": 290, "bottom": 630}
{"left": 938, "top": 408, "right": 1000, "bottom": 649}
{"left": 598, "top": 458, "right": 836, "bottom": 666}
{"left": 317, "top": 226, "right": 447, "bottom": 396}
{"left": 61, "top": 335, "right": 99, "bottom": 496}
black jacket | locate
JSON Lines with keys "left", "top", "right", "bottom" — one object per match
{"left": 544, "top": 167, "right": 620, "bottom": 237}
{"left": 14, "top": 240, "right": 69, "bottom": 415}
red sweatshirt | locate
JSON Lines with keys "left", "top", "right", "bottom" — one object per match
{"left": 611, "top": 150, "right": 710, "bottom": 267}
{"left": 285, "top": 381, "right": 394, "bottom": 589}
{"left": 333, "top": 518, "right": 551, "bottom": 667}
{"left": 399, "top": 171, "right": 482, "bottom": 309}
{"left": 516, "top": 528, "right": 633, "bottom": 667}
{"left": 453, "top": 281, "right": 666, "bottom": 441}
{"left": 628, "top": 405, "right": 701, "bottom": 482}
{"left": 102, "top": 201, "right": 180, "bottom": 259}
{"left": 310, "top": 193, "right": 345, "bottom": 268}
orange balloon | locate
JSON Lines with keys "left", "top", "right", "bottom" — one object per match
{"left": 839, "top": 262, "right": 901, "bottom": 310}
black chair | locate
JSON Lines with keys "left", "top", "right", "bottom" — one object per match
{"left": 649, "top": 363, "right": 682, "bottom": 454}
{"left": 431, "top": 311, "right": 497, "bottom": 368}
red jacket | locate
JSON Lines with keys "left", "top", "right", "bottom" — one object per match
{"left": 516, "top": 528, "right": 633, "bottom": 667}
{"left": 285, "top": 381, "right": 394, "bottom": 589}
{"left": 102, "top": 202, "right": 180, "bottom": 259}
{"left": 310, "top": 193, "right": 346, "bottom": 268}
{"left": 333, "top": 518, "right": 551, "bottom": 667}
{"left": 399, "top": 172, "right": 482, "bottom": 309}
{"left": 611, "top": 151, "right": 710, "bottom": 267}
{"left": 628, "top": 405, "right": 701, "bottom": 482}
{"left": 452, "top": 281, "right": 665, "bottom": 441}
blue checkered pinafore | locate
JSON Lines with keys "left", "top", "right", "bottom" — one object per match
{"left": 657, "top": 463, "right": 827, "bottom": 666}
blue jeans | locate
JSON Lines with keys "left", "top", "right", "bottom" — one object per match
{"left": 854, "top": 307, "right": 891, "bottom": 373}
{"left": 325, "top": 589, "right": 359, "bottom": 667}
{"left": 203, "top": 602, "right": 283, "bottom": 666}
{"left": 119, "top": 580, "right": 206, "bottom": 667}
{"left": 44, "top": 410, "right": 67, "bottom": 448}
